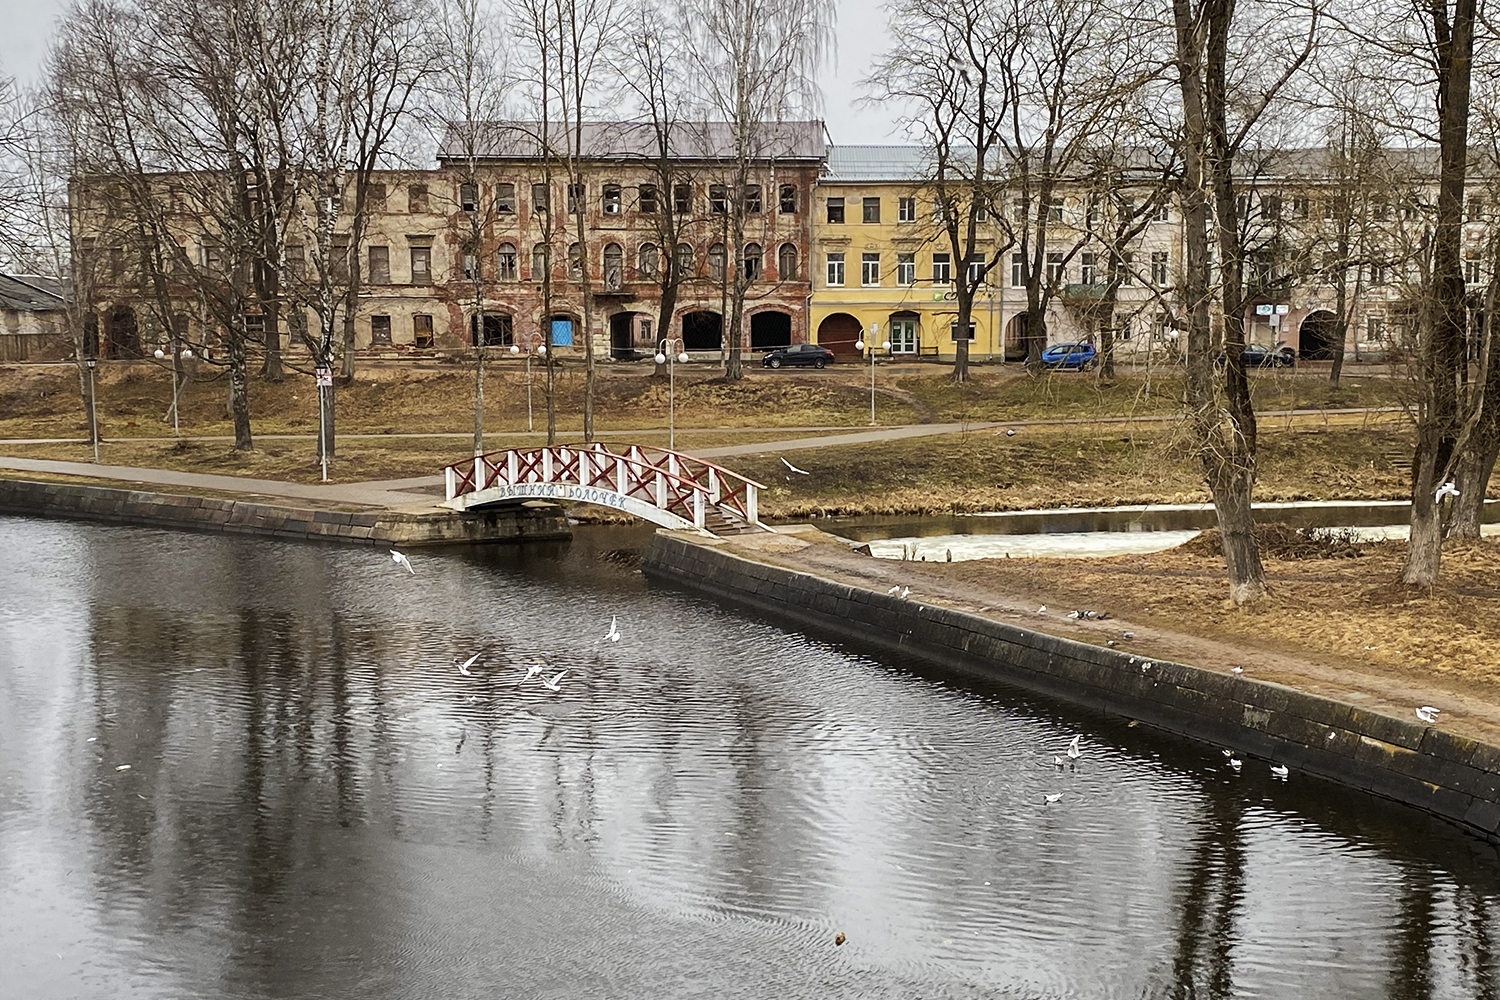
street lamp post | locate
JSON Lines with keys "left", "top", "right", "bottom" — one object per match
{"left": 153, "top": 343, "right": 194, "bottom": 438}
{"left": 84, "top": 356, "right": 99, "bottom": 462}
{"left": 654, "top": 337, "right": 689, "bottom": 449}
{"left": 509, "top": 334, "right": 548, "bottom": 433}
{"left": 854, "top": 324, "right": 891, "bottom": 426}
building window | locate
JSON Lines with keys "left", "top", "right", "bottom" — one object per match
{"left": 673, "top": 183, "right": 692, "bottom": 215}
{"left": 531, "top": 183, "right": 550, "bottom": 213}
{"left": 967, "top": 252, "right": 986, "bottom": 286}
{"left": 744, "top": 185, "right": 762, "bottom": 214}
{"left": 602, "top": 184, "right": 623, "bottom": 215}
{"left": 604, "top": 242, "right": 624, "bottom": 290}
{"left": 567, "top": 242, "right": 582, "bottom": 279}
{"left": 1079, "top": 251, "right": 1095, "bottom": 286}
{"left": 862, "top": 197, "right": 881, "bottom": 223}
{"left": 1154, "top": 201, "right": 1170, "bottom": 223}
{"left": 896, "top": 252, "right": 914, "bottom": 286}
{"left": 710, "top": 184, "right": 728, "bottom": 214}
{"left": 413, "top": 314, "right": 434, "bottom": 348}
{"left": 462, "top": 249, "right": 479, "bottom": 280}
{"left": 950, "top": 321, "right": 976, "bottom": 341}
{"left": 496, "top": 183, "right": 515, "bottom": 214}
{"left": 1012, "top": 197, "right": 1027, "bottom": 221}
{"left": 641, "top": 318, "right": 653, "bottom": 342}
{"left": 638, "top": 242, "right": 659, "bottom": 278}
{"left": 862, "top": 251, "right": 880, "bottom": 286}
{"left": 974, "top": 198, "right": 989, "bottom": 223}
{"left": 1119, "top": 251, "right": 1134, "bottom": 285}
{"left": 367, "top": 183, "right": 387, "bottom": 212}
{"left": 460, "top": 182, "right": 478, "bottom": 212}
{"left": 898, "top": 197, "right": 916, "bottom": 223}
{"left": 1116, "top": 318, "right": 1132, "bottom": 340}
{"left": 779, "top": 184, "right": 797, "bottom": 214}
{"left": 744, "top": 242, "right": 763, "bottom": 280}
{"left": 932, "top": 252, "right": 951, "bottom": 285}
{"left": 1262, "top": 194, "right": 1282, "bottom": 221}
{"left": 1151, "top": 250, "right": 1169, "bottom": 286}
{"left": 826, "top": 197, "right": 845, "bottom": 224}
{"left": 1047, "top": 199, "right": 1064, "bottom": 223}
{"left": 675, "top": 242, "right": 694, "bottom": 274}
{"left": 532, "top": 243, "right": 550, "bottom": 280}
{"left": 1293, "top": 196, "right": 1310, "bottom": 219}
{"left": 1371, "top": 195, "right": 1389, "bottom": 221}
{"left": 826, "top": 251, "right": 845, "bottom": 286}
{"left": 410, "top": 246, "right": 431, "bottom": 284}
{"left": 1086, "top": 200, "right": 1100, "bottom": 229}
{"left": 286, "top": 244, "right": 305, "bottom": 279}
{"left": 408, "top": 184, "right": 428, "bottom": 213}
{"left": 1366, "top": 315, "right": 1386, "bottom": 341}
{"left": 497, "top": 242, "right": 518, "bottom": 280}
{"left": 371, "top": 315, "right": 392, "bottom": 344}
{"left": 567, "top": 183, "right": 585, "bottom": 214}
{"left": 1466, "top": 251, "right": 1482, "bottom": 284}
{"left": 709, "top": 243, "right": 726, "bottom": 281}
{"left": 1468, "top": 197, "right": 1485, "bottom": 222}
{"left": 1046, "top": 252, "right": 1064, "bottom": 284}
{"left": 472, "top": 312, "right": 513, "bottom": 347}
{"left": 778, "top": 242, "right": 798, "bottom": 279}
{"left": 1011, "top": 252, "right": 1025, "bottom": 288}
{"left": 638, "top": 184, "right": 658, "bottom": 214}
{"left": 368, "top": 245, "right": 390, "bottom": 284}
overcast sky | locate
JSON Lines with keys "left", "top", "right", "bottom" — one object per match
{"left": 1, "top": 0, "right": 903, "bottom": 144}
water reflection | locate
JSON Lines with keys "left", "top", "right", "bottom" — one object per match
{"left": 0, "top": 516, "right": 1498, "bottom": 998}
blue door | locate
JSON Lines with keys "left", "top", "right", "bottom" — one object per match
{"left": 551, "top": 318, "right": 573, "bottom": 347}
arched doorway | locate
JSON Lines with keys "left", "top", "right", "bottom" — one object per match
{"left": 681, "top": 310, "right": 722, "bottom": 351}
{"left": 1298, "top": 310, "right": 1340, "bottom": 360}
{"left": 817, "top": 313, "right": 862, "bottom": 358}
{"left": 750, "top": 311, "right": 791, "bottom": 351}
{"left": 469, "top": 313, "right": 513, "bottom": 347}
{"left": 107, "top": 307, "right": 140, "bottom": 359}
{"left": 609, "top": 311, "right": 653, "bottom": 360}
{"left": 1003, "top": 313, "right": 1030, "bottom": 362}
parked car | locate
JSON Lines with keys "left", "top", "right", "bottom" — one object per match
{"left": 1040, "top": 341, "right": 1098, "bottom": 370}
{"left": 762, "top": 343, "right": 835, "bottom": 369}
{"left": 1217, "top": 343, "right": 1296, "bottom": 368}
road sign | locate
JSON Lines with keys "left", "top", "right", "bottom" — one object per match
{"left": 1256, "top": 304, "right": 1274, "bottom": 316}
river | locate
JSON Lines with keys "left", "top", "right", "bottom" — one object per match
{"left": 1, "top": 515, "right": 1497, "bottom": 998}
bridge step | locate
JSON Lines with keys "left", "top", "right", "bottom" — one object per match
{"left": 704, "top": 506, "right": 765, "bottom": 536}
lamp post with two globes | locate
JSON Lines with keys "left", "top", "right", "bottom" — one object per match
{"left": 655, "top": 337, "right": 689, "bottom": 449}
{"left": 153, "top": 342, "right": 194, "bottom": 439}
{"left": 854, "top": 323, "right": 891, "bottom": 426}
{"left": 509, "top": 334, "right": 548, "bottom": 433}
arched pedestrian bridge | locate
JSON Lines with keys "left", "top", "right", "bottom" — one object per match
{"left": 443, "top": 443, "right": 768, "bottom": 535}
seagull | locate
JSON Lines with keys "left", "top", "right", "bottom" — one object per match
{"left": 1435, "top": 481, "right": 1460, "bottom": 503}
{"left": 541, "top": 669, "right": 569, "bottom": 692}
{"left": 1037, "top": 605, "right": 1047, "bottom": 613}
{"left": 1231, "top": 666, "right": 1244, "bottom": 675}
{"left": 900, "top": 586, "right": 911, "bottom": 598}
{"left": 457, "top": 652, "right": 481, "bottom": 677}
{"left": 1005, "top": 428, "right": 1017, "bottom": 436}
{"left": 1416, "top": 705, "right": 1440, "bottom": 724}
{"left": 1044, "top": 793, "right": 1063, "bottom": 805}
{"left": 521, "top": 663, "right": 545, "bottom": 683}
{"left": 887, "top": 585, "right": 900, "bottom": 594}
{"left": 1222, "top": 749, "right": 1234, "bottom": 757}
{"left": 1067, "top": 735, "right": 1082, "bottom": 761}
{"left": 1121, "top": 631, "right": 1135, "bottom": 640}
{"left": 604, "top": 616, "right": 620, "bottom": 642}
{"left": 1229, "top": 757, "right": 1243, "bottom": 771}
{"left": 390, "top": 549, "right": 415, "bottom": 574}
{"left": 1270, "top": 764, "right": 1289, "bottom": 779}
{"left": 780, "top": 457, "right": 810, "bottom": 475}
{"left": 1054, "top": 755, "right": 1065, "bottom": 767}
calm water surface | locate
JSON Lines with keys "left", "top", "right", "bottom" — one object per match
{"left": 2, "top": 516, "right": 1498, "bottom": 999}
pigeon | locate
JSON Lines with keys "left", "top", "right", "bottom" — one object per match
{"left": 1416, "top": 705, "right": 1440, "bottom": 724}
{"left": 1044, "top": 793, "right": 1063, "bottom": 805}
{"left": 457, "top": 652, "right": 481, "bottom": 677}
{"left": 1435, "top": 481, "right": 1460, "bottom": 503}
{"left": 541, "top": 669, "right": 569, "bottom": 692}
{"left": 1270, "top": 764, "right": 1289, "bottom": 779}
{"left": 780, "top": 457, "right": 810, "bottom": 475}
{"left": 390, "top": 549, "right": 415, "bottom": 574}
{"left": 1067, "top": 735, "right": 1082, "bottom": 761}
{"left": 604, "top": 616, "right": 620, "bottom": 642}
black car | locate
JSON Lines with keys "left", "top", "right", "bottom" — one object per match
{"left": 1217, "top": 343, "right": 1296, "bottom": 368}
{"left": 762, "top": 343, "right": 835, "bottom": 369}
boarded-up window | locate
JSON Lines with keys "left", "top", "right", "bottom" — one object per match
{"left": 408, "top": 184, "right": 428, "bottom": 213}
{"left": 368, "top": 245, "right": 390, "bottom": 284}
{"left": 413, "top": 314, "right": 434, "bottom": 347}
{"left": 367, "top": 183, "right": 387, "bottom": 212}
{"left": 410, "top": 246, "right": 431, "bottom": 284}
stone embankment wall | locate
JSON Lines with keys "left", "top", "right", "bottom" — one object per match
{"left": 643, "top": 532, "right": 1500, "bottom": 843}
{"left": 0, "top": 478, "right": 571, "bottom": 546}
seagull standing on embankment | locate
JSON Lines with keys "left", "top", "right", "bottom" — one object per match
{"left": 391, "top": 549, "right": 415, "bottom": 574}
{"left": 1416, "top": 705, "right": 1440, "bottom": 724}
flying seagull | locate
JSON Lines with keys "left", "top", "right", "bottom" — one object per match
{"left": 541, "top": 669, "right": 569, "bottom": 692}
{"left": 1270, "top": 764, "right": 1289, "bottom": 779}
{"left": 1435, "top": 481, "right": 1460, "bottom": 503}
{"left": 780, "top": 457, "right": 810, "bottom": 475}
{"left": 390, "top": 549, "right": 415, "bottom": 574}
{"left": 457, "top": 652, "right": 481, "bottom": 677}
{"left": 1416, "top": 705, "right": 1440, "bottom": 724}
{"left": 604, "top": 616, "right": 621, "bottom": 642}
{"left": 1044, "top": 793, "right": 1063, "bottom": 805}
{"left": 1067, "top": 735, "right": 1082, "bottom": 761}
{"left": 520, "top": 663, "right": 545, "bottom": 684}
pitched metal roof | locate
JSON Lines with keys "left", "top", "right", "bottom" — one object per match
{"left": 437, "top": 120, "right": 827, "bottom": 164}
{"left": 823, "top": 145, "right": 931, "bottom": 182}
{"left": 0, "top": 273, "right": 67, "bottom": 312}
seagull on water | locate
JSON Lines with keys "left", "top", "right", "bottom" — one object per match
{"left": 781, "top": 457, "right": 810, "bottom": 475}
{"left": 390, "top": 549, "right": 415, "bottom": 574}
{"left": 604, "top": 616, "right": 621, "bottom": 642}
{"left": 1067, "top": 735, "right": 1082, "bottom": 761}
{"left": 1229, "top": 757, "right": 1243, "bottom": 771}
{"left": 1435, "top": 481, "right": 1460, "bottom": 503}
{"left": 1270, "top": 764, "right": 1289, "bottom": 779}
{"left": 457, "top": 652, "right": 481, "bottom": 677}
{"left": 541, "top": 669, "right": 569, "bottom": 692}
{"left": 1044, "top": 793, "right": 1063, "bottom": 805}
{"left": 1053, "top": 755, "right": 1065, "bottom": 767}
{"left": 1416, "top": 705, "right": 1440, "bottom": 724}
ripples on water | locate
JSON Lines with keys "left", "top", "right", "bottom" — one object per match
{"left": 1, "top": 516, "right": 1499, "bottom": 999}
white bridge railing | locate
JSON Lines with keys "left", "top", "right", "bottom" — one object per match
{"left": 443, "top": 442, "right": 767, "bottom": 534}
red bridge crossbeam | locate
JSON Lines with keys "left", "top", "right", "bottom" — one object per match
{"left": 444, "top": 442, "right": 767, "bottom": 534}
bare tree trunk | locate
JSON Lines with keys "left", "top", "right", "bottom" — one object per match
{"left": 227, "top": 324, "right": 253, "bottom": 450}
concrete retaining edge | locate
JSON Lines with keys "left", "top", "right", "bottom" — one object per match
{"left": 641, "top": 531, "right": 1500, "bottom": 843}
{"left": 0, "top": 477, "right": 572, "bottom": 547}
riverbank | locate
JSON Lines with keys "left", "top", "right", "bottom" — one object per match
{"left": 642, "top": 526, "right": 1500, "bottom": 843}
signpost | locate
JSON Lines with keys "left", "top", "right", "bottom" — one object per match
{"left": 316, "top": 366, "right": 332, "bottom": 482}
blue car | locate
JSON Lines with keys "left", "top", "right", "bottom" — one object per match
{"left": 1041, "top": 342, "right": 1098, "bottom": 370}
